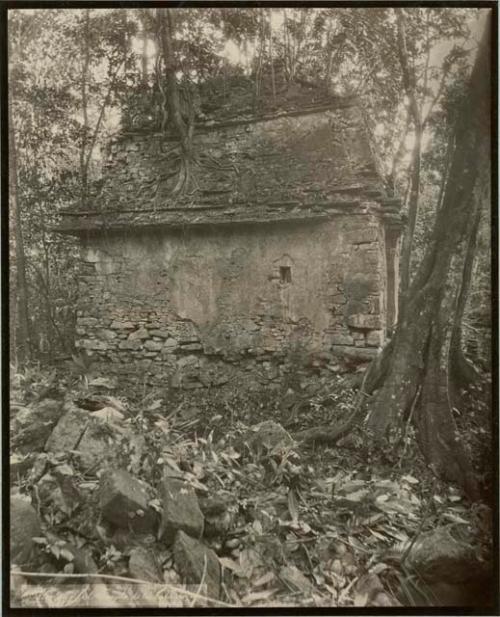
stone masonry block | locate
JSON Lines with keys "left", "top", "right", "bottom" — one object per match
{"left": 82, "top": 339, "right": 108, "bottom": 351}
{"left": 331, "top": 333, "right": 354, "bottom": 346}
{"left": 128, "top": 327, "right": 150, "bottom": 341}
{"left": 347, "top": 314, "right": 382, "bottom": 330}
{"left": 99, "top": 469, "right": 152, "bottom": 530}
{"left": 366, "top": 330, "right": 384, "bottom": 347}
{"left": 159, "top": 478, "right": 204, "bottom": 543}
{"left": 110, "top": 321, "right": 135, "bottom": 330}
{"left": 173, "top": 531, "right": 221, "bottom": 599}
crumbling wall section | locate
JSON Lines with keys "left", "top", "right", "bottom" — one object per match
{"left": 75, "top": 215, "right": 387, "bottom": 389}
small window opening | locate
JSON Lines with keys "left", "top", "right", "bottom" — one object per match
{"left": 280, "top": 266, "right": 292, "bottom": 284}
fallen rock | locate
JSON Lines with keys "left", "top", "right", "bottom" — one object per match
{"left": 74, "top": 395, "right": 108, "bottom": 411}
{"left": 173, "top": 531, "right": 221, "bottom": 599}
{"left": 11, "top": 497, "right": 41, "bottom": 565}
{"left": 44, "top": 404, "right": 89, "bottom": 454}
{"left": 45, "top": 402, "right": 122, "bottom": 470}
{"left": 399, "top": 578, "right": 492, "bottom": 608}
{"left": 11, "top": 399, "right": 64, "bottom": 453}
{"left": 99, "top": 469, "right": 157, "bottom": 533}
{"left": 10, "top": 453, "right": 34, "bottom": 482}
{"left": 199, "top": 497, "right": 232, "bottom": 538}
{"left": 159, "top": 478, "right": 204, "bottom": 543}
{"left": 354, "top": 573, "right": 385, "bottom": 606}
{"left": 89, "top": 406, "right": 125, "bottom": 424}
{"left": 74, "top": 422, "right": 118, "bottom": 469}
{"left": 37, "top": 472, "right": 80, "bottom": 515}
{"left": 128, "top": 546, "right": 162, "bottom": 583}
{"left": 246, "top": 421, "right": 294, "bottom": 457}
{"left": 408, "top": 526, "right": 481, "bottom": 584}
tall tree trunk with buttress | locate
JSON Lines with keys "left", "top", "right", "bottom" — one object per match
{"left": 298, "top": 14, "right": 491, "bottom": 500}
{"left": 364, "top": 14, "right": 491, "bottom": 498}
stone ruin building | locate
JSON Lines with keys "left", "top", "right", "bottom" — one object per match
{"left": 58, "top": 75, "right": 403, "bottom": 390}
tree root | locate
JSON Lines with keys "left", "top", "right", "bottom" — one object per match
{"left": 295, "top": 342, "right": 394, "bottom": 445}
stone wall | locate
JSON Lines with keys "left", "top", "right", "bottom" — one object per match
{"left": 75, "top": 215, "right": 388, "bottom": 389}
{"left": 84, "top": 105, "right": 385, "bottom": 226}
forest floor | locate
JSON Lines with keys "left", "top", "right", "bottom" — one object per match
{"left": 9, "top": 363, "right": 494, "bottom": 609}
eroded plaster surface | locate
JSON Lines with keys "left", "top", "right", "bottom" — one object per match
{"left": 76, "top": 216, "right": 387, "bottom": 388}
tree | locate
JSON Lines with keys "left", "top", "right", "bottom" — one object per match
{"left": 9, "top": 8, "right": 136, "bottom": 361}
{"left": 365, "top": 13, "right": 491, "bottom": 498}
{"left": 299, "top": 13, "right": 491, "bottom": 500}
{"left": 9, "top": 88, "right": 30, "bottom": 366}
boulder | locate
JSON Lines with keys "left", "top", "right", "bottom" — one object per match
{"left": 159, "top": 478, "right": 204, "bottom": 543}
{"left": 11, "top": 399, "right": 64, "bottom": 453}
{"left": 44, "top": 404, "right": 89, "bottom": 454}
{"left": 45, "top": 403, "right": 121, "bottom": 469}
{"left": 10, "top": 453, "right": 34, "bottom": 482}
{"left": 199, "top": 497, "right": 232, "bottom": 538}
{"left": 37, "top": 472, "right": 80, "bottom": 515}
{"left": 89, "top": 407, "right": 125, "bottom": 424}
{"left": 128, "top": 546, "right": 162, "bottom": 583}
{"left": 99, "top": 469, "right": 157, "bottom": 533}
{"left": 73, "top": 422, "right": 117, "bottom": 469}
{"left": 173, "top": 531, "right": 221, "bottom": 599}
{"left": 246, "top": 421, "right": 294, "bottom": 457}
{"left": 10, "top": 497, "right": 41, "bottom": 565}
{"left": 408, "top": 526, "right": 484, "bottom": 584}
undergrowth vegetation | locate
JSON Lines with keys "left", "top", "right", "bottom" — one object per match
{"left": 10, "top": 363, "right": 493, "bottom": 609}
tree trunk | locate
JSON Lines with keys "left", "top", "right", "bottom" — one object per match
{"left": 283, "top": 9, "right": 290, "bottom": 81}
{"left": 139, "top": 10, "right": 149, "bottom": 84}
{"left": 9, "top": 91, "right": 30, "bottom": 366}
{"left": 157, "top": 8, "right": 195, "bottom": 196}
{"left": 157, "top": 9, "right": 189, "bottom": 149}
{"left": 449, "top": 186, "right": 484, "bottom": 390}
{"left": 395, "top": 9, "right": 423, "bottom": 312}
{"left": 364, "top": 13, "right": 491, "bottom": 498}
{"left": 269, "top": 12, "right": 276, "bottom": 105}
{"left": 80, "top": 9, "right": 90, "bottom": 208}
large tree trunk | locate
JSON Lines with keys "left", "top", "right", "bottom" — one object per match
{"left": 395, "top": 9, "right": 423, "bottom": 311}
{"left": 364, "top": 14, "right": 491, "bottom": 498}
{"left": 449, "top": 190, "right": 483, "bottom": 391}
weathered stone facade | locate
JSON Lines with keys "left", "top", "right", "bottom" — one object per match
{"left": 58, "top": 79, "right": 402, "bottom": 389}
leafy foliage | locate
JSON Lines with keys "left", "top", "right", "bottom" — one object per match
{"left": 10, "top": 365, "right": 493, "bottom": 608}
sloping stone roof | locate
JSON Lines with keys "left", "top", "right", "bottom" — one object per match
{"left": 58, "top": 77, "right": 401, "bottom": 234}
